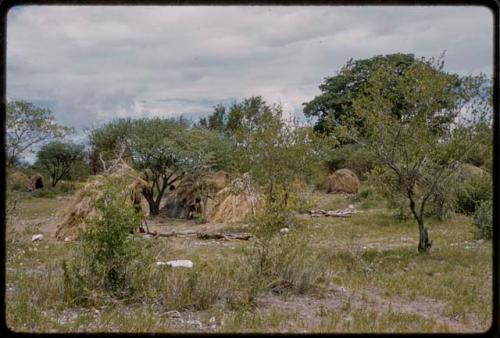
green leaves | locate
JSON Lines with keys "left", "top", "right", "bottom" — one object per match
{"left": 35, "top": 141, "right": 84, "bottom": 187}
{"left": 303, "top": 53, "right": 461, "bottom": 136}
{"left": 6, "top": 100, "right": 71, "bottom": 168}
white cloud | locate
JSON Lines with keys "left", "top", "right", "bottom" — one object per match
{"left": 7, "top": 5, "right": 493, "bottom": 134}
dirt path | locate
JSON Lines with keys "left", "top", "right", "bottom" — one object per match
{"left": 256, "top": 283, "right": 472, "bottom": 332}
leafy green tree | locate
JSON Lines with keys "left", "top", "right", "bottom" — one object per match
{"left": 303, "top": 53, "right": 460, "bottom": 136}
{"left": 125, "top": 118, "right": 206, "bottom": 215}
{"left": 337, "top": 55, "right": 491, "bottom": 253}
{"left": 199, "top": 96, "right": 279, "bottom": 139}
{"left": 87, "top": 118, "right": 135, "bottom": 174}
{"left": 35, "top": 141, "right": 84, "bottom": 187}
{"left": 88, "top": 117, "right": 230, "bottom": 215}
{"left": 6, "top": 100, "right": 71, "bottom": 168}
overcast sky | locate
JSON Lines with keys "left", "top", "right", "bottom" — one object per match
{"left": 7, "top": 5, "right": 493, "bottom": 137}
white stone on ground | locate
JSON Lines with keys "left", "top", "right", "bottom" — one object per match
{"left": 156, "top": 260, "right": 193, "bottom": 268}
{"left": 31, "top": 234, "right": 43, "bottom": 242}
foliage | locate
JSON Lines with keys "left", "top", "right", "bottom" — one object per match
{"left": 337, "top": 54, "right": 492, "bottom": 252}
{"left": 87, "top": 118, "right": 135, "bottom": 173}
{"left": 303, "top": 53, "right": 460, "bottom": 136}
{"left": 472, "top": 200, "right": 493, "bottom": 240}
{"left": 246, "top": 222, "right": 326, "bottom": 296}
{"left": 199, "top": 96, "right": 279, "bottom": 138}
{"left": 126, "top": 118, "right": 216, "bottom": 215}
{"left": 34, "top": 141, "right": 84, "bottom": 187}
{"left": 454, "top": 174, "right": 492, "bottom": 215}
{"left": 89, "top": 118, "right": 228, "bottom": 215}
{"left": 63, "top": 179, "right": 142, "bottom": 303}
{"left": 6, "top": 100, "right": 71, "bottom": 168}
{"left": 326, "top": 143, "right": 377, "bottom": 179}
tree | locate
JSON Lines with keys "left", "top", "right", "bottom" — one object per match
{"left": 126, "top": 118, "right": 218, "bottom": 215}
{"left": 337, "top": 55, "right": 491, "bottom": 253}
{"left": 199, "top": 96, "right": 278, "bottom": 138}
{"left": 303, "top": 53, "right": 460, "bottom": 136}
{"left": 35, "top": 141, "right": 84, "bottom": 187}
{"left": 88, "top": 117, "right": 226, "bottom": 215}
{"left": 6, "top": 100, "right": 71, "bottom": 168}
{"left": 87, "top": 118, "right": 135, "bottom": 174}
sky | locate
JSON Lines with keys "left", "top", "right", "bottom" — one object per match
{"left": 7, "top": 5, "right": 494, "bottom": 155}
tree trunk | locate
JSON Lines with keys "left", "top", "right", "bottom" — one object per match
{"left": 152, "top": 198, "right": 162, "bottom": 216}
{"left": 417, "top": 219, "right": 432, "bottom": 253}
{"left": 51, "top": 174, "right": 59, "bottom": 187}
{"left": 408, "top": 191, "right": 432, "bottom": 253}
{"left": 143, "top": 188, "right": 159, "bottom": 215}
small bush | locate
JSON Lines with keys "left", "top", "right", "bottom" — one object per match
{"left": 63, "top": 179, "right": 142, "bottom": 304}
{"left": 454, "top": 175, "right": 492, "bottom": 214}
{"left": 56, "top": 180, "right": 77, "bottom": 194}
{"left": 350, "top": 185, "right": 383, "bottom": 209}
{"left": 327, "top": 144, "right": 377, "bottom": 180}
{"left": 472, "top": 200, "right": 492, "bottom": 240}
{"left": 194, "top": 215, "right": 208, "bottom": 224}
{"left": 32, "top": 189, "right": 58, "bottom": 199}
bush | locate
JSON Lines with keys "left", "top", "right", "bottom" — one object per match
{"left": 244, "top": 229, "right": 326, "bottom": 296}
{"left": 194, "top": 215, "right": 208, "bottom": 224}
{"left": 472, "top": 200, "right": 492, "bottom": 240}
{"left": 350, "top": 185, "right": 383, "bottom": 209}
{"left": 327, "top": 144, "right": 377, "bottom": 180}
{"left": 248, "top": 198, "right": 326, "bottom": 296}
{"left": 56, "top": 180, "right": 77, "bottom": 194}
{"left": 63, "top": 179, "right": 142, "bottom": 304}
{"left": 31, "top": 188, "right": 58, "bottom": 199}
{"left": 454, "top": 174, "right": 492, "bottom": 214}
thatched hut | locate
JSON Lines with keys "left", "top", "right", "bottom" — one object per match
{"left": 208, "top": 173, "right": 262, "bottom": 224}
{"left": 8, "top": 171, "right": 31, "bottom": 191}
{"left": 205, "top": 170, "right": 229, "bottom": 192}
{"left": 30, "top": 174, "right": 44, "bottom": 190}
{"left": 161, "top": 175, "right": 205, "bottom": 219}
{"left": 455, "top": 163, "right": 489, "bottom": 182}
{"left": 326, "top": 168, "right": 360, "bottom": 194}
{"left": 55, "top": 161, "right": 149, "bottom": 241}
{"left": 161, "top": 171, "right": 230, "bottom": 220}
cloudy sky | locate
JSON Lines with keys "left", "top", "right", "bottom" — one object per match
{"left": 7, "top": 5, "right": 493, "bottom": 136}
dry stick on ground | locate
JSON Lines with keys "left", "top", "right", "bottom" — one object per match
{"left": 309, "top": 208, "right": 356, "bottom": 217}
{"left": 145, "top": 229, "right": 252, "bottom": 240}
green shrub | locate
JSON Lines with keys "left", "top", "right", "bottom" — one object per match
{"left": 350, "top": 185, "right": 383, "bottom": 209}
{"left": 63, "top": 179, "right": 142, "bottom": 304}
{"left": 56, "top": 180, "right": 77, "bottom": 194}
{"left": 194, "top": 215, "right": 208, "bottom": 224}
{"left": 472, "top": 200, "right": 492, "bottom": 240}
{"left": 32, "top": 188, "right": 58, "bottom": 199}
{"left": 454, "top": 175, "right": 492, "bottom": 214}
{"left": 248, "top": 197, "right": 326, "bottom": 296}
{"left": 244, "top": 229, "right": 326, "bottom": 297}
{"left": 327, "top": 144, "right": 377, "bottom": 180}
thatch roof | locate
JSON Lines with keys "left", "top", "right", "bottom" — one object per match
{"left": 30, "top": 174, "right": 44, "bottom": 190}
{"left": 326, "top": 168, "right": 360, "bottom": 194}
{"left": 455, "top": 163, "right": 489, "bottom": 182}
{"left": 8, "top": 171, "right": 31, "bottom": 191}
{"left": 208, "top": 173, "right": 262, "bottom": 224}
{"left": 55, "top": 160, "right": 149, "bottom": 241}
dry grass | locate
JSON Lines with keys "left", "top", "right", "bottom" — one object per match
{"left": 5, "top": 188, "right": 493, "bottom": 333}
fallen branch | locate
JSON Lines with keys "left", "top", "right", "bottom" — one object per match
{"left": 197, "top": 231, "right": 252, "bottom": 241}
{"left": 146, "top": 230, "right": 252, "bottom": 241}
{"left": 309, "top": 207, "right": 356, "bottom": 217}
{"left": 146, "top": 229, "right": 197, "bottom": 238}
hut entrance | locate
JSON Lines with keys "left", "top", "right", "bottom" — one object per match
{"left": 34, "top": 177, "right": 44, "bottom": 189}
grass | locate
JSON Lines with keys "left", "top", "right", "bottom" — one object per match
{"left": 5, "top": 190, "right": 493, "bottom": 333}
